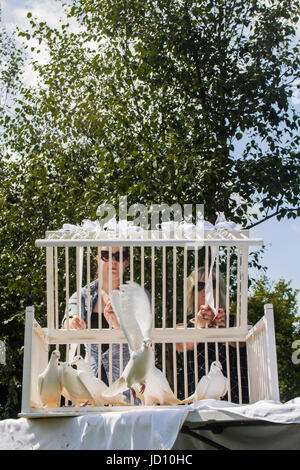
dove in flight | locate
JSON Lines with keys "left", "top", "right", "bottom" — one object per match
{"left": 181, "top": 360, "right": 229, "bottom": 404}
{"left": 133, "top": 350, "right": 181, "bottom": 406}
{"left": 71, "top": 355, "right": 131, "bottom": 406}
{"left": 102, "top": 282, "right": 153, "bottom": 401}
{"left": 38, "top": 349, "right": 62, "bottom": 407}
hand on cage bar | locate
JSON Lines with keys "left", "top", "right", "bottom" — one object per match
{"left": 192, "top": 306, "right": 226, "bottom": 328}
{"left": 192, "top": 305, "right": 214, "bottom": 328}
{"left": 103, "top": 299, "right": 120, "bottom": 329}
{"left": 212, "top": 308, "right": 226, "bottom": 328}
{"left": 67, "top": 316, "right": 86, "bottom": 329}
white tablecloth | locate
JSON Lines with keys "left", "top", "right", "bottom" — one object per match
{"left": 1, "top": 399, "right": 300, "bottom": 450}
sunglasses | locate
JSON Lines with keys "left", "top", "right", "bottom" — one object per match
{"left": 100, "top": 249, "right": 129, "bottom": 262}
{"left": 194, "top": 280, "right": 217, "bottom": 291}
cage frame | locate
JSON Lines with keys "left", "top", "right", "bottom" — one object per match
{"left": 20, "top": 229, "right": 280, "bottom": 417}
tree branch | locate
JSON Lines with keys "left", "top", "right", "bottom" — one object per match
{"left": 246, "top": 207, "right": 299, "bottom": 229}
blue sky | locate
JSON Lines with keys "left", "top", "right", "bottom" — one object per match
{"left": 250, "top": 218, "right": 300, "bottom": 304}
{"left": 1, "top": 0, "right": 300, "bottom": 312}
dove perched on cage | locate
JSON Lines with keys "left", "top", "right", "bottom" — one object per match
{"left": 37, "top": 350, "right": 62, "bottom": 407}
{"left": 181, "top": 360, "right": 229, "bottom": 404}
{"left": 102, "top": 282, "right": 153, "bottom": 401}
{"left": 133, "top": 350, "right": 181, "bottom": 406}
{"left": 71, "top": 355, "right": 130, "bottom": 406}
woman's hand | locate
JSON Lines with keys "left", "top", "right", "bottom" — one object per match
{"left": 196, "top": 305, "right": 215, "bottom": 328}
{"left": 212, "top": 308, "right": 226, "bottom": 328}
{"left": 103, "top": 299, "right": 120, "bottom": 329}
{"left": 66, "top": 315, "right": 86, "bottom": 329}
{"left": 195, "top": 306, "right": 226, "bottom": 328}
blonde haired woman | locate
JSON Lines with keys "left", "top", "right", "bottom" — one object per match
{"left": 186, "top": 266, "right": 227, "bottom": 329}
{"left": 176, "top": 267, "right": 227, "bottom": 353}
{"left": 177, "top": 267, "right": 249, "bottom": 404}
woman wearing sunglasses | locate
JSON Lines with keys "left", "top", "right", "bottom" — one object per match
{"left": 177, "top": 267, "right": 249, "bottom": 404}
{"left": 176, "top": 267, "right": 226, "bottom": 350}
{"left": 62, "top": 246, "right": 131, "bottom": 387}
{"left": 186, "top": 269, "right": 227, "bottom": 330}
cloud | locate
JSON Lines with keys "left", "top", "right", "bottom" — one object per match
{"left": 1, "top": 0, "right": 81, "bottom": 37}
{"left": 2, "top": 0, "right": 69, "bottom": 32}
{"left": 1, "top": 0, "right": 82, "bottom": 87}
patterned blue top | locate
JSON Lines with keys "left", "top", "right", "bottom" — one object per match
{"left": 64, "top": 279, "right": 150, "bottom": 403}
{"left": 64, "top": 279, "right": 128, "bottom": 380}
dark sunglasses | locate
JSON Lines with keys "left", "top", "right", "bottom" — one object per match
{"left": 100, "top": 249, "right": 129, "bottom": 262}
{"left": 194, "top": 280, "right": 216, "bottom": 291}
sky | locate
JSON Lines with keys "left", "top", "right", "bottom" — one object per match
{"left": 1, "top": 0, "right": 300, "bottom": 313}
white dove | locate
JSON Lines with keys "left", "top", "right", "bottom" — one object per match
{"left": 57, "top": 361, "right": 72, "bottom": 404}
{"left": 181, "top": 360, "right": 229, "bottom": 403}
{"left": 102, "top": 282, "right": 153, "bottom": 401}
{"left": 71, "top": 355, "right": 131, "bottom": 406}
{"left": 60, "top": 361, "right": 96, "bottom": 406}
{"left": 133, "top": 350, "right": 181, "bottom": 406}
{"left": 37, "top": 349, "right": 62, "bottom": 407}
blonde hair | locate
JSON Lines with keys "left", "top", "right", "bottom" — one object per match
{"left": 186, "top": 266, "right": 226, "bottom": 316}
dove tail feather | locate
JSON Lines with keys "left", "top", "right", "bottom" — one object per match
{"left": 162, "top": 392, "right": 182, "bottom": 405}
{"left": 102, "top": 377, "right": 128, "bottom": 397}
{"left": 180, "top": 394, "right": 195, "bottom": 404}
{"left": 106, "top": 399, "right": 132, "bottom": 406}
{"left": 104, "top": 393, "right": 132, "bottom": 406}
{"left": 167, "top": 396, "right": 182, "bottom": 405}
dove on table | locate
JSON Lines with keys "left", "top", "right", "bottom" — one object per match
{"left": 133, "top": 350, "right": 181, "bottom": 406}
{"left": 181, "top": 360, "right": 229, "bottom": 404}
{"left": 38, "top": 350, "right": 62, "bottom": 407}
{"left": 71, "top": 355, "right": 131, "bottom": 406}
{"left": 60, "top": 361, "right": 97, "bottom": 406}
{"left": 57, "top": 361, "right": 72, "bottom": 404}
{"left": 102, "top": 282, "right": 153, "bottom": 401}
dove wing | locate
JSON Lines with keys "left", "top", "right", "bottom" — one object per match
{"left": 221, "top": 377, "right": 229, "bottom": 398}
{"left": 77, "top": 370, "right": 101, "bottom": 404}
{"left": 37, "top": 374, "right": 44, "bottom": 397}
{"left": 127, "top": 283, "right": 152, "bottom": 342}
{"left": 196, "top": 375, "right": 211, "bottom": 400}
{"left": 149, "top": 366, "right": 181, "bottom": 405}
{"left": 110, "top": 288, "right": 140, "bottom": 351}
{"left": 110, "top": 283, "right": 149, "bottom": 351}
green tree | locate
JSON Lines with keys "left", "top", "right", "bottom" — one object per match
{"left": 248, "top": 276, "right": 300, "bottom": 402}
{"left": 0, "top": 27, "right": 26, "bottom": 419}
{"left": 1, "top": 0, "right": 299, "bottom": 224}
{"left": 5, "top": 0, "right": 298, "bottom": 222}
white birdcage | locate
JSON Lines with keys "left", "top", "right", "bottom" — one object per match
{"left": 20, "top": 227, "right": 280, "bottom": 417}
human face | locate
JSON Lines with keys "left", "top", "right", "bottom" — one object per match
{"left": 100, "top": 249, "right": 129, "bottom": 263}
{"left": 97, "top": 246, "right": 129, "bottom": 283}
{"left": 194, "top": 275, "right": 216, "bottom": 307}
